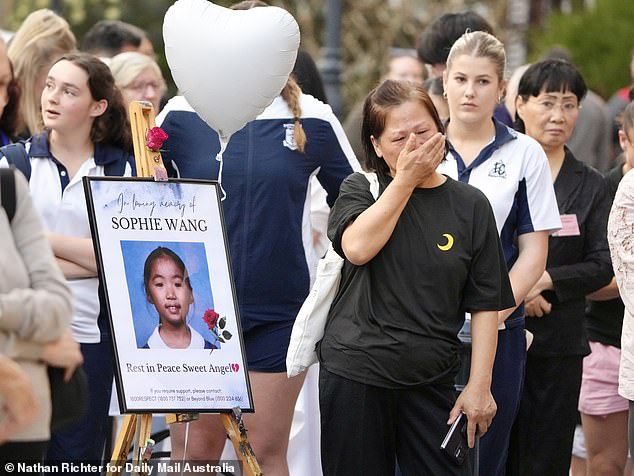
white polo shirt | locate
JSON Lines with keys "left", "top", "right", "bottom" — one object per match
{"left": 437, "top": 120, "right": 561, "bottom": 325}
{"left": 1, "top": 132, "right": 132, "bottom": 343}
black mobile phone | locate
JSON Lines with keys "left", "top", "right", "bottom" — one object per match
{"left": 440, "top": 412, "right": 469, "bottom": 466}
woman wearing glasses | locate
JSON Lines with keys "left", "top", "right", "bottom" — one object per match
{"left": 508, "top": 59, "right": 613, "bottom": 475}
{"left": 109, "top": 51, "right": 165, "bottom": 114}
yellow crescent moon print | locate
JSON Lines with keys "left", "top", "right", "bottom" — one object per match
{"left": 437, "top": 233, "right": 454, "bottom": 251}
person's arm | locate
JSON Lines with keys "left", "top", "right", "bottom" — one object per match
{"left": 0, "top": 172, "right": 73, "bottom": 343}
{"left": 448, "top": 310, "right": 498, "bottom": 448}
{"left": 56, "top": 257, "right": 97, "bottom": 279}
{"left": 499, "top": 141, "right": 561, "bottom": 323}
{"left": 587, "top": 277, "right": 620, "bottom": 301}
{"left": 39, "top": 330, "right": 83, "bottom": 382}
{"left": 342, "top": 133, "right": 445, "bottom": 265}
{"left": 0, "top": 355, "right": 39, "bottom": 443}
{"left": 528, "top": 174, "right": 613, "bottom": 303}
{"left": 608, "top": 175, "right": 634, "bottom": 313}
{"left": 0, "top": 330, "right": 82, "bottom": 375}
{"left": 46, "top": 232, "right": 97, "bottom": 276}
{"left": 498, "top": 230, "right": 549, "bottom": 324}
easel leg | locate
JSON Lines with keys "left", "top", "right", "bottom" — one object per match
{"left": 107, "top": 414, "right": 153, "bottom": 476}
{"left": 107, "top": 414, "right": 137, "bottom": 476}
{"left": 221, "top": 408, "right": 263, "bottom": 476}
{"left": 131, "top": 414, "right": 153, "bottom": 475}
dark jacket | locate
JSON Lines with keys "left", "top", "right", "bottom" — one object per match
{"left": 527, "top": 148, "right": 613, "bottom": 356}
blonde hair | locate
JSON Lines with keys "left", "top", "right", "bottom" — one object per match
{"left": 109, "top": 51, "right": 163, "bottom": 90}
{"left": 280, "top": 76, "right": 307, "bottom": 153}
{"left": 7, "top": 9, "right": 76, "bottom": 134}
{"left": 446, "top": 30, "right": 506, "bottom": 82}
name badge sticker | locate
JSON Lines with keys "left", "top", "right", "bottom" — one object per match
{"left": 552, "top": 214, "right": 580, "bottom": 237}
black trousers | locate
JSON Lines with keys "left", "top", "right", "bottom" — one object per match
{"left": 319, "top": 366, "right": 466, "bottom": 476}
{"left": 0, "top": 440, "right": 48, "bottom": 463}
{"left": 507, "top": 354, "right": 583, "bottom": 476}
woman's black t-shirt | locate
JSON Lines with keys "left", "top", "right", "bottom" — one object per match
{"left": 318, "top": 173, "right": 515, "bottom": 389}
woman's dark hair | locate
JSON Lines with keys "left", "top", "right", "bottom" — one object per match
{"left": 514, "top": 59, "right": 587, "bottom": 133}
{"left": 423, "top": 76, "right": 444, "bottom": 96}
{"left": 55, "top": 52, "right": 132, "bottom": 151}
{"left": 361, "top": 79, "right": 445, "bottom": 176}
{"left": 292, "top": 50, "right": 327, "bottom": 104}
{"left": 81, "top": 20, "right": 143, "bottom": 57}
{"left": 416, "top": 11, "right": 494, "bottom": 66}
{"left": 0, "top": 60, "right": 21, "bottom": 137}
{"left": 143, "top": 247, "right": 192, "bottom": 297}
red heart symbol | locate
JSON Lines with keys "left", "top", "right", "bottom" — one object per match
{"left": 231, "top": 363, "right": 239, "bottom": 372}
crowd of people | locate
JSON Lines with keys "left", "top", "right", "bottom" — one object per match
{"left": 0, "top": 3, "right": 633, "bottom": 476}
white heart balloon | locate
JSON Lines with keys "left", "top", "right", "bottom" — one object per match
{"left": 163, "top": 0, "right": 300, "bottom": 142}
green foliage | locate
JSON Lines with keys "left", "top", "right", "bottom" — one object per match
{"left": 529, "top": 0, "right": 634, "bottom": 99}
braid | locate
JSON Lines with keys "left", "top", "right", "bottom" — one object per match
{"left": 280, "top": 76, "right": 307, "bottom": 153}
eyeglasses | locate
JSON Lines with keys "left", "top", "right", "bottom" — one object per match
{"left": 124, "top": 81, "right": 165, "bottom": 94}
{"left": 528, "top": 98, "right": 580, "bottom": 115}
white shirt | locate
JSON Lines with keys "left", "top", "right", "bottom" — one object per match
{"left": 438, "top": 123, "right": 561, "bottom": 246}
{"left": 1, "top": 138, "right": 132, "bottom": 342}
{"left": 146, "top": 324, "right": 207, "bottom": 349}
{"left": 608, "top": 170, "right": 634, "bottom": 400}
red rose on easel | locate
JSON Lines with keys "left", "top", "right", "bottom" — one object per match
{"left": 146, "top": 127, "right": 168, "bottom": 151}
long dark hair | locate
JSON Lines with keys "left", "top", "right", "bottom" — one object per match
{"left": 361, "top": 79, "right": 445, "bottom": 176}
{"left": 55, "top": 52, "right": 132, "bottom": 151}
{"left": 514, "top": 59, "right": 587, "bottom": 133}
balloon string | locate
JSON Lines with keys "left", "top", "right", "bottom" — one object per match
{"left": 216, "top": 136, "right": 229, "bottom": 201}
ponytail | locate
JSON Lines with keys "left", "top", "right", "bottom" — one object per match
{"left": 280, "top": 76, "right": 307, "bottom": 153}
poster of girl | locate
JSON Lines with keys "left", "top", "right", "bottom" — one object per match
{"left": 141, "top": 246, "right": 218, "bottom": 349}
{"left": 123, "top": 240, "right": 227, "bottom": 349}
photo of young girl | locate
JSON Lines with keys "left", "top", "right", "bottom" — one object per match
{"left": 120, "top": 241, "right": 224, "bottom": 350}
{"left": 142, "top": 246, "right": 217, "bottom": 350}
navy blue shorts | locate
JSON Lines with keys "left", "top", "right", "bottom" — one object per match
{"left": 243, "top": 320, "right": 295, "bottom": 373}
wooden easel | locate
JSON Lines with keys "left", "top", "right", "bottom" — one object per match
{"left": 107, "top": 101, "right": 262, "bottom": 476}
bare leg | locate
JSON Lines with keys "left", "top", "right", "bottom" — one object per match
{"left": 242, "top": 371, "right": 306, "bottom": 476}
{"left": 583, "top": 411, "right": 629, "bottom": 476}
{"left": 170, "top": 414, "right": 227, "bottom": 475}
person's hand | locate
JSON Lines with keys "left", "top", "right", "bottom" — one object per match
{"left": 393, "top": 132, "right": 445, "bottom": 189}
{"left": 0, "top": 356, "right": 39, "bottom": 443}
{"left": 448, "top": 383, "right": 496, "bottom": 448}
{"left": 40, "top": 330, "right": 83, "bottom": 382}
{"left": 525, "top": 271, "right": 553, "bottom": 302}
{"left": 524, "top": 295, "right": 552, "bottom": 317}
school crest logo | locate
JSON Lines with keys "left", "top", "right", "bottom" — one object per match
{"left": 283, "top": 123, "right": 298, "bottom": 150}
{"left": 488, "top": 160, "right": 507, "bottom": 178}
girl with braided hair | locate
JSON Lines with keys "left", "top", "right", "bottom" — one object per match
{"left": 156, "top": 4, "right": 359, "bottom": 474}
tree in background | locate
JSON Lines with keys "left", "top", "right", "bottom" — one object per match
{"left": 529, "top": 0, "right": 634, "bottom": 99}
{"left": 3, "top": 0, "right": 509, "bottom": 115}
